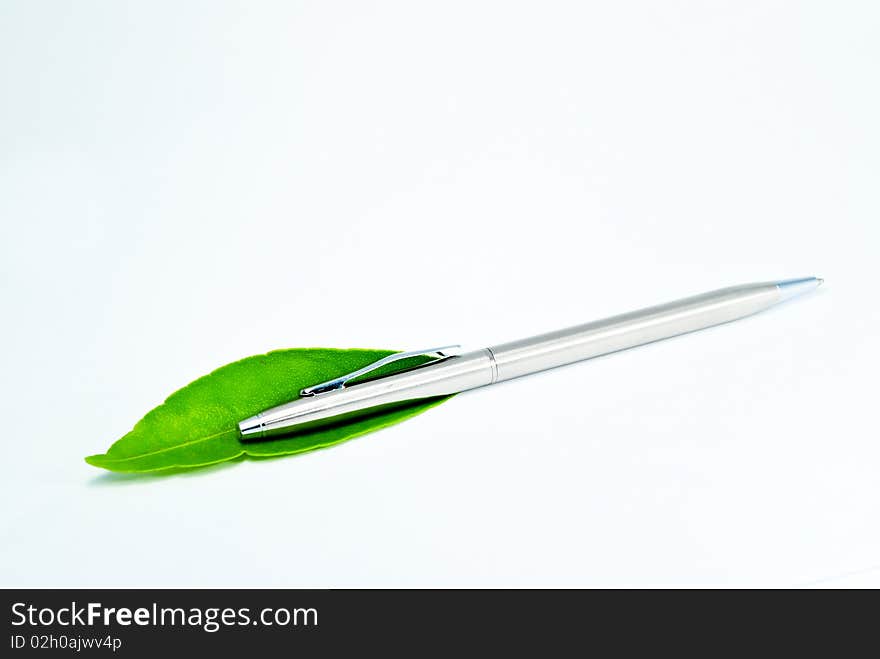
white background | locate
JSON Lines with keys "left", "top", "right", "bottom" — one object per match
{"left": 2, "top": 1, "right": 878, "bottom": 587}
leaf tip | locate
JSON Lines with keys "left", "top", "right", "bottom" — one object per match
{"left": 84, "top": 454, "right": 109, "bottom": 469}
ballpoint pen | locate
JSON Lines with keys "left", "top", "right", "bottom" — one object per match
{"left": 239, "top": 277, "right": 822, "bottom": 440}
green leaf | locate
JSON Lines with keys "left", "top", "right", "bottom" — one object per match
{"left": 85, "top": 349, "right": 453, "bottom": 474}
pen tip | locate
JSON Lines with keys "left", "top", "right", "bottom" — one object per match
{"left": 776, "top": 276, "right": 823, "bottom": 302}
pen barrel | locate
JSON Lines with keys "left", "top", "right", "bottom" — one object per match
{"left": 241, "top": 279, "right": 818, "bottom": 439}
{"left": 487, "top": 283, "right": 781, "bottom": 382}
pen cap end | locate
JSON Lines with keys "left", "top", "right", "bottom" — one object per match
{"left": 238, "top": 415, "right": 265, "bottom": 440}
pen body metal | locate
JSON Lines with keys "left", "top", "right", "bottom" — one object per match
{"left": 239, "top": 278, "right": 820, "bottom": 439}
{"left": 491, "top": 282, "right": 777, "bottom": 381}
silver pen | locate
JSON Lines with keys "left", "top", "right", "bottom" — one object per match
{"left": 239, "top": 277, "right": 822, "bottom": 440}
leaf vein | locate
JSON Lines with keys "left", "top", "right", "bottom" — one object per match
{"left": 99, "top": 428, "right": 238, "bottom": 463}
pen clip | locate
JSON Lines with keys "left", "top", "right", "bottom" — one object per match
{"left": 300, "top": 345, "right": 461, "bottom": 397}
